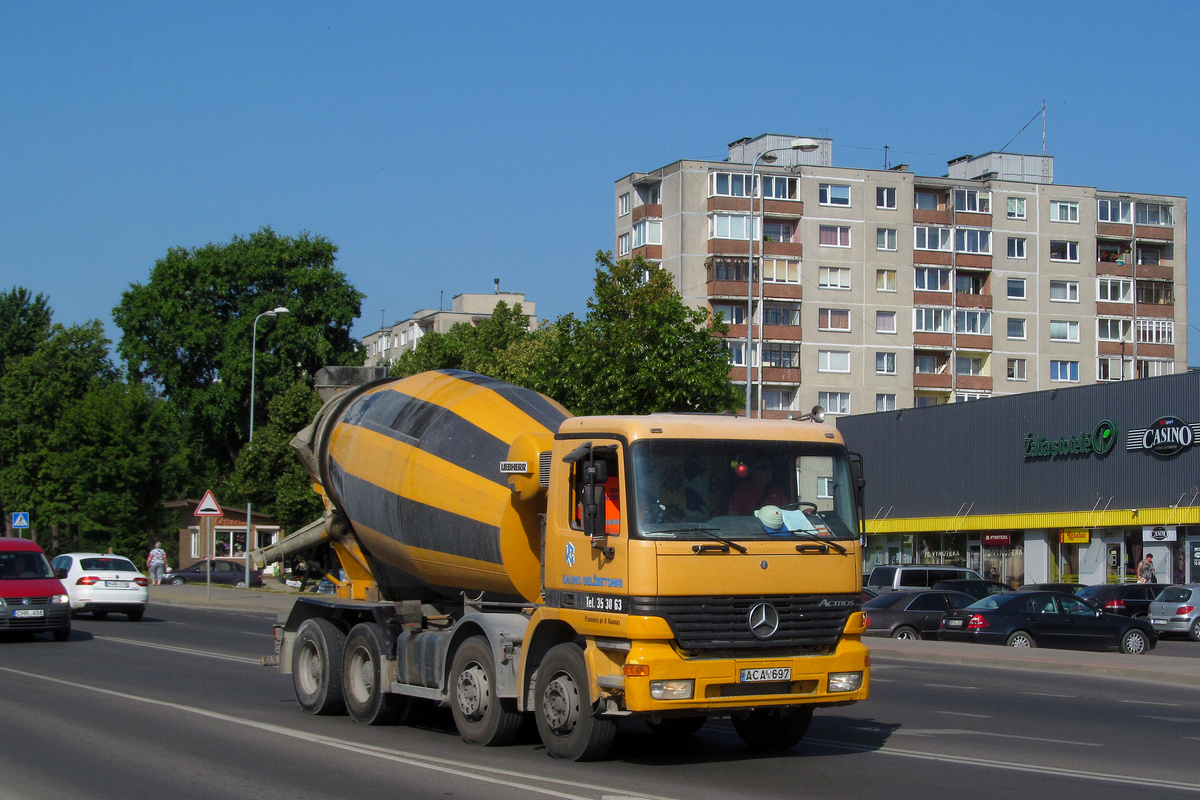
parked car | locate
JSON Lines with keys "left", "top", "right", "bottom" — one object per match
{"left": 0, "top": 537, "right": 71, "bottom": 641}
{"left": 50, "top": 553, "right": 148, "bottom": 620}
{"left": 1015, "top": 582, "right": 1084, "bottom": 593}
{"left": 865, "top": 565, "right": 982, "bottom": 593}
{"left": 1148, "top": 584, "right": 1200, "bottom": 641}
{"left": 166, "top": 558, "right": 263, "bottom": 588}
{"left": 1076, "top": 583, "right": 1168, "bottom": 619}
{"left": 864, "top": 590, "right": 977, "bottom": 640}
{"left": 939, "top": 590, "right": 1155, "bottom": 654}
{"left": 931, "top": 579, "right": 1015, "bottom": 600}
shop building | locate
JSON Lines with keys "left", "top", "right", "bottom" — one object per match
{"left": 838, "top": 370, "right": 1200, "bottom": 586}
{"left": 164, "top": 499, "right": 281, "bottom": 569}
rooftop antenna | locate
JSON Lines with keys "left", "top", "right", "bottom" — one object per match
{"left": 494, "top": 277, "right": 500, "bottom": 294}
{"left": 439, "top": 290, "right": 444, "bottom": 311}
{"left": 999, "top": 100, "right": 1046, "bottom": 153}
{"left": 883, "top": 144, "right": 890, "bottom": 170}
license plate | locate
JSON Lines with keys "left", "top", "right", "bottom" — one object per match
{"left": 105, "top": 580, "right": 129, "bottom": 587}
{"left": 740, "top": 667, "right": 790, "bottom": 683}
{"left": 1151, "top": 619, "right": 1166, "bottom": 625}
{"left": 14, "top": 609, "right": 44, "bottom": 618}
{"left": 945, "top": 618, "right": 964, "bottom": 628}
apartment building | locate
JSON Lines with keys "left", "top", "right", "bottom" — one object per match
{"left": 614, "top": 134, "right": 1188, "bottom": 418}
{"left": 361, "top": 289, "right": 537, "bottom": 368}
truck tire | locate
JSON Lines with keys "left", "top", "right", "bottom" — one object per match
{"left": 293, "top": 618, "right": 347, "bottom": 715}
{"left": 344, "top": 623, "right": 407, "bottom": 725}
{"left": 534, "top": 643, "right": 616, "bottom": 761}
{"left": 731, "top": 707, "right": 813, "bottom": 750}
{"left": 449, "top": 636, "right": 523, "bottom": 745}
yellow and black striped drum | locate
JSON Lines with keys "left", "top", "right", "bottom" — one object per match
{"left": 317, "top": 370, "right": 569, "bottom": 603}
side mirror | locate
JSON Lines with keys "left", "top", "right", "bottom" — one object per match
{"left": 581, "top": 458, "right": 614, "bottom": 558}
{"left": 56, "top": 567, "right": 68, "bottom": 580}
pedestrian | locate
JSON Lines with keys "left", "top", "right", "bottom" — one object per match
{"left": 1137, "top": 553, "right": 1156, "bottom": 584}
{"left": 147, "top": 542, "right": 168, "bottom": 585}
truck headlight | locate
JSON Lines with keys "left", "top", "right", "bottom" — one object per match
{"left": 828, "top": 672, "right": 863, "bottom": 693}
{"left": 650, "top": 679, "right": 695, "bottom": 700}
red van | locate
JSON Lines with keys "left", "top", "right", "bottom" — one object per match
{"left": 0, "top": 537, "right": 71, "bottom": 641}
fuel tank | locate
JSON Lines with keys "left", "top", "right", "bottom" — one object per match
{"left": 298, "top": 370, "right": 570, "bottom": 603}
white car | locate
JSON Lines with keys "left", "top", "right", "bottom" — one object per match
{"left": 50, "top": 553, "right": 149, "bottom": 621}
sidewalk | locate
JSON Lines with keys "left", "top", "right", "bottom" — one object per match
{"left": 148, "top": 581, "right": 302, "bottom": 617}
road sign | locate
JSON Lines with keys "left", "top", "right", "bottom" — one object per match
{"left": 195, "top": 490, "right": 223, "bottom": 517}
{"left": 11, "top": 512, "right": 29, "bottom": 529}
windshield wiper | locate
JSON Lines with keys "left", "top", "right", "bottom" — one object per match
{"left": 783, "top": 527, "right": 848, "bottom": 555}
{"left": 653, "top": 525, "right": 748, "bottom": 554}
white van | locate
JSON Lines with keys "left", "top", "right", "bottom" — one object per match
{"left": 866, "top": 565, "right": 982, "bottom": 592}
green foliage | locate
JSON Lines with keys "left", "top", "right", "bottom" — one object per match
{"left": 0, "top": 287, "right": 53, "bottom": 378}
{"left": 389, "top": 301, "right": 533, "bottom": 380}
{"left": 231, "top": 380, "right": 325, "bottom": 531}
{"left": 113, "top": 227, "right": 365, "bottom": 492}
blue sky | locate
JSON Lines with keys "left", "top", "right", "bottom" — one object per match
{"left": 2, "top": 2, "right": 1197, "bottom": 365}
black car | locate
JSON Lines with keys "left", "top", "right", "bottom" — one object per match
{"left": 1076, "top": 583, "right": 1168, "bottom": 619}
{"left": 166, "top": 558, "right": 263, "bottom": 588}
{"left": 931, "top": 579, "right": 1014, "bottom": 600}
{"left": 864, "top": 590, "right": 977, "bottom": 640}
{"left": 939, "top": 590, "right": 1156, "bottom": 654}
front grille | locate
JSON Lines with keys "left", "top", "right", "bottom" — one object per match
{"left": 628, "top": 594, "right": 858, "bottom": 652}
{"left": 0, "top": 597, "right": 68, "bottom": 629}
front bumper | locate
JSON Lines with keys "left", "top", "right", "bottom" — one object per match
{"left": 0, "top": 602, "right": 70, "bottom": 634}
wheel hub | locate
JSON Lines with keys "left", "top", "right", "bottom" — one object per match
{"left": 543, "top": 674, "right": 580, "bottom": 734}
{"left": 456, "top": 664, "right": 488, "bottom": 720}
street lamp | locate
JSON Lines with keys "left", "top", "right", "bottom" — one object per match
{"left": 745, "top": 138, "right": 820, "bottom": 417}
{"left": 245, "top": 306, "right": 289, "bottom": 588}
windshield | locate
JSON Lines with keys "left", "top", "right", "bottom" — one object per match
{"left": 629, "top": 438, "right": 858, "bottom": 541}
{"left": 0, "top": 550, "right": 55, "bottom": 580}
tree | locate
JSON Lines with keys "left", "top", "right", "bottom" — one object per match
{"left": 0, "top": 286, "right": 52, "bottom": 378}
{"left": 389, "top": 301, "right": 532, "bottom": 380}
{"left": 113, "top": 227, "right": 365, "bottom": 492}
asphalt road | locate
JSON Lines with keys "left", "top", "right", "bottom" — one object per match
{"left": 1, "top": 590, "right": 1199, "bottom": 800}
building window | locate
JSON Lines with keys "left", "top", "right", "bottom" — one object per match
{"left": 762, "top": 258, "right": 800, "bottom": 284}
{"left": 1136, "top": 203, "right": 1173, "bottom": 226}
{"left": 761, "top": 175, "right": 798, "bottom": 199}
{"left": 762, "top": 343, "right": 801, "bottom": 368}
{"left": 956, "top": 355, "right": 984, "bottom": 376}
{"left": 956, "top": 273, "right": 984, "bottom": 295}
{"left": 634, "top": 219, "right": 662, "bottom": 247}
{"left": 639, "top": 184, "right": 660, "bottom": 205}
{"left": 619, "top": 193, "right": 630, "bottom": 215}
{"left": 818, "top": 308, "right": 851, "bottom": 331}
{"left": 913, "top": 307, "right": 952, "bottom": 333}
{"left": 876, "top": 269, "right": 897, "bottom": 292}
{"left": 818, "top": 350, "right": 851, "bottom": 373}
{"left": 1097, "top": 318, "right": 1131, "bottom": 342}
{"left": 617, "top": 233, "right": 630, "bottom": 256}
{"left": 914, "top": 226, "right": 952, "bottom": 251}
{"left": 763, "top": 221, "right": 793, "bottom": 243}
{"left": 818, "top": 267, "right": 851, "bottom": 289}
{"left": 1007, "top": 237, "right": 1026, "bottom": 259}
{"left": 708, "top": 213, "right": 752, "bottom": 241}
{"left": 876, "top": 352, "right": 897, "bottom": 375}
{"left": 819, "top": 184, "right": 851, "bottom": 206}
{"left": 1049, "top": 280, "right": 1079, "bottom": 302}
{"left": 1050, "top": 360, "right": 1079, "bottom": 382}
{"left": 818, "top": 391, "right": 851, "bottom": 415}
{"left": 876, "top": 394, "right": 896, "bottom": 412}
{"left": 711, "top": 258, "right": 749, "bottom": 282}
{"left": 1136, "top": 280, "right": 1174, "bottom": 305}
{"left": 876, "top": 311, "right": 897, "bottom": 334}
{"left": 819, "top": 225, "right": 851, "bottom": 247}
{"left": 956, "top": 310, "right": 991, "bottom": 335}
{"left": 876, "top": 187, "right": 897, "bottom": 209}
{"left": 1050, "top": 240, "right": 1079, "bottom": 262}
{"left": 1050, "top": 320, "right": 1080, "bottom": 342}
{"left": 1137, "top": 359, "right": 1175, "bottom": 378}
{"left": 1098, "top": 198, "right": 1132, "bottom": 223}
{"left": 1097, "top": 356, "right": 1131, "bottom": 382}
{"left": 1007, "top": 318, "right": 1026, "bottom": 339}
{"left": 712, "top": 302, "right": 746, "bottom": 325}
{"left": 1007, "top": 278, "right": 1026, "bottom": 299}
{"left": 710, "top": 172, "right": 753, "bottom": 198}
{"left": 954, "top": 189, "right": 990, "bottom": 213}
{"left": 762, "top": 389, "right": 795, "bottom": 411}
{"left": 914, "top": 354, "right": 940, "bottom": 374}
{"left": 876, "top": 228, "right": 897, "bottom": 251}
{"left": 725, "top": 340, "right": 747, "bottom": 367}
{"left": 915, "top": 190, "right": 940, "bottom": 210}
{"left": 1137, "top": 319, "right": 1174, "bottom": 345}
{"left": 955, "top": 229, "right": 991, "bottom": 254}
{"left": 762, "top": 302, "right": 800, "bottom": 326}
{"left": 1007, "top": 358, "right": 1026, "bottom": 381}
{"left": 914, "top": 267, "right": 950, "bottom": 292}
{"left": 1137, "top": 246, "right": 1162, "bottom": 266}
{"left": 1007, "top": 197, "right": 1027, "bottom": 220}
{"left": 1050, "top": 201, "right": 1079, "bottom": 223}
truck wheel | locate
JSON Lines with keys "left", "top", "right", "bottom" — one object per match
{"left": 344, "top": 623, "right": 407, "bottom": 725}
{"left": 535, "top": 643, "right": 616, "bottom": 761}
{"left": 731, "top": 707, "right": 813, "bottom": 750}
{"left": 450, "top": 636, "right": 523, "bottom": 745}
{"left": 293, "top": 618, "right": 347, "bottom": 715}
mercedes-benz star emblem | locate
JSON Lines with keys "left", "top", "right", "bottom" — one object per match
{"left": 748, "top": 602, "right": 780, "bottom": 639}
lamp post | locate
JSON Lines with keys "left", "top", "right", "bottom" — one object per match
{"left": 744, "top": 138, "right": 820, "bottom": 417}
{"left": 245, "top": 306, "right": 289, "bottom": 589}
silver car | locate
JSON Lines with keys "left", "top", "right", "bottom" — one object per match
{"left": 1147, "top": 584, "right": 1200, "bottom": 641}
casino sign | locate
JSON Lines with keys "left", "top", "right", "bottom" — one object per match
{"left": 1126, "top": 416, "right": 1200, "bottom": 457}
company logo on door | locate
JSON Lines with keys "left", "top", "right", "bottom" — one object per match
{"left": 1126, "top": 416, "right": 1200, "bottom": 457}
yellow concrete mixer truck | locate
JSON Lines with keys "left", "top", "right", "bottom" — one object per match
{"left": 259, "top": 368, "right": 869, "bottom": 760}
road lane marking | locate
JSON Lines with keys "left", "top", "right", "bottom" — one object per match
{"left": 0, "top": 666, "right": 678, "bottom": 800}
{"left": 894, "top": 729, "right": 1100, "bottom": 746}
{"left": 1140, "top": 716, "right": 1200, "bottom": 724}
{"left": 1019, "top": 691, "right": 1075, "bottom": 698}
{"left": 933, "top": 711, "right": 990, "bottom": 718}
{"left": 91, "top": 635, "right": 260, "bottom": 664}
{"left": 1119, "top": 699, "right": 1181, "bottom": 707}
{"left": 924, "top": 683, "right": 979, "bottom": 690}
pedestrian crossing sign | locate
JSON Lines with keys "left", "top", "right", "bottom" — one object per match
{"left": 11, "top": 512, "right": 29, "bottom": 529}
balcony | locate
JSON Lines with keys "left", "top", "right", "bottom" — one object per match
{"left": 913, "top": 372, "right": 953, "bottom": 389}
{"left": 955, "top": 375, "right": 993, "bottom": 392}
{"left": 914, "top": 208, "right": 951, "bottom": 225}
{"left": 761, "top": 366, "right": 802, "bottom": 383}
{"left": 633, "top": 244, "right": 662, "bottom": 260}
{"left": 761, "top": 324, "right": 802, "bottom": 341}
{"left": 1136, "top": 302, "right": 1175, "bottom": 319}
{"left": 1135, "top": 225, "right": 1174, "bottom": 242}
{"left": 954, "top": 253, "right": 992, "bottom": 270}
{"left": 955, "top": 212, "right": 992, "bottom": 228}
{"left": 956, "top": 334, "right": 993, "bottom": 351}
{"left": 764, "top": 240, "right": 804, "bottom": 258}
{"left": 1096, "top": 301, "right": 1133, "bottom": 317}
{"left": 914, "top": 250, "right": 953, "bottom": 266}
{"left": 762, "top": 198, "right": 805, "bottom": 217}
{"left": 914, "top": 290, "right": 952, "bottom": 307}
{"left": 914, "top": 332, "right": 953, "bottom": 347}
{"left": 956, "top": 292, "right": 993, "bottom": 310}
{"left": 632, "top": 204, "right": 662, "bottom": 223}
{"left": 1138, "top": 343, "right": 1174, "bottom": 359}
